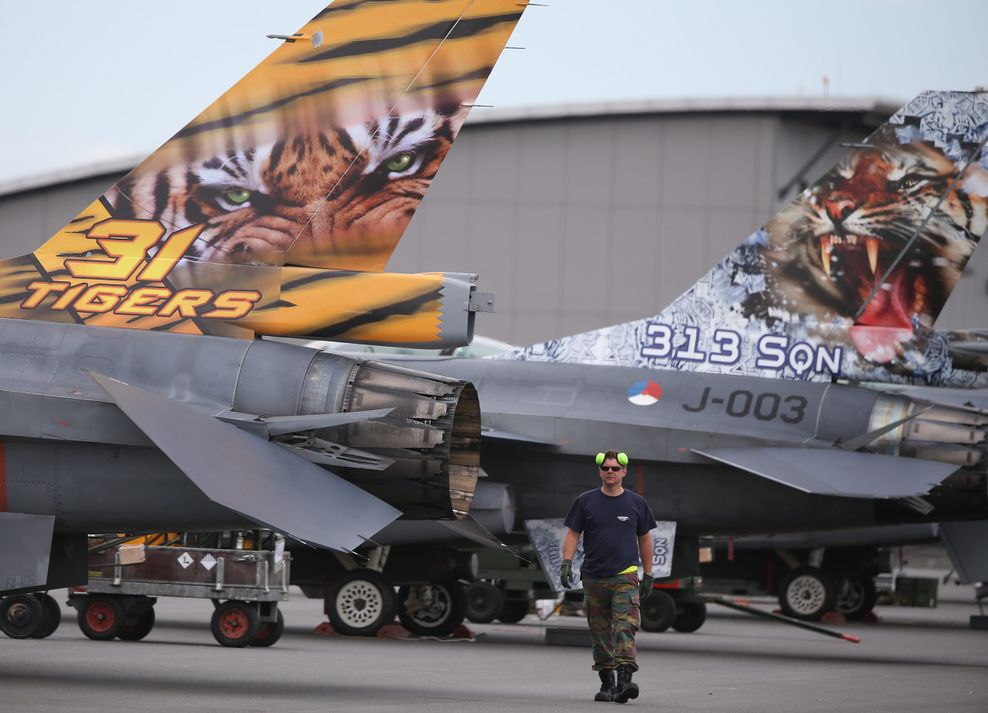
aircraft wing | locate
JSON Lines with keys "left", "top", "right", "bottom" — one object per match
{"left": 89, "top": 372, "right": 401, "bottom": 552}
{"left": 693, "top": 447, "right": 959, "bottom": 499}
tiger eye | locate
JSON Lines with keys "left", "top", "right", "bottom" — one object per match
{"left": 385, "top": 152, "right": 414, "bottom": 173}
{"left": 224, "top": 187, "right": 252, "bottom": 205}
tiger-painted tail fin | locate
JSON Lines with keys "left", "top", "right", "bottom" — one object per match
{"left": 504, "top": 90, "right": 988, "bottom": 387}
{"left": 0, "top": 0, "right": 527, "bottom": 346}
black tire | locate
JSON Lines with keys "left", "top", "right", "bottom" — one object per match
{"left": 641, "top": 589, "right": 676, "bottom": 633}
{"left": 465, "top": 581, "right": 503, "bottom": 624}
{"left": 250, "top": 610, "right": 285, "bottom": 647}
{"left": 30, "top": 593, "right": 62, "bottom": 639}
{"left": 834, "top": 577, "right": 878, "bottom": 621}
{"left": 326, "top": 568, "right": 395, "bottom": 637}
{"left": 77, "top": 596, "right": 125, "bottom": 641}
{"left": 118, "top": 608, "right": 155, "bottom": 641}
{"left": 0, "top": 594, "right": 46, "bottom": 639}
{"left": 398, "top": 581, "right": 467, "bottom": 637}
{"left": 671, "top": 601, "right": 707, "bottom": 633}
{"left": 778, "top": 566, "right": 836, "bottom": 621}
{"left": 496, "top": 597, "right": 529, "bottom": 624}
{"left": 210, "top": 600, "right": 259, "bottom": 647}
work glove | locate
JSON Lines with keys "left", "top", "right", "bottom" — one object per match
{"left": 560, "top": 559, "right": 574, "bottom": 589}
{"left": 639, "top": 573, "right": 655, "bottom": 601}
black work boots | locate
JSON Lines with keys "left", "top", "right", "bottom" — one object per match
{"left": 594, "top": 670, "right": 616, "bottom": 702}
{"left": 612, "top": 665, "right": 639, "bottom": 704}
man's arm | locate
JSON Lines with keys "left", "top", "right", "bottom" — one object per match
{"left": 563, "top": 528, "right": 581, "bottom": 561}
{"left": 638, "top": 531, "right": 653, "bottom": 575}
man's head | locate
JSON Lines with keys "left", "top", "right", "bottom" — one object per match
{"left": 596, "top": 449, "right": 628, "bottom": 488}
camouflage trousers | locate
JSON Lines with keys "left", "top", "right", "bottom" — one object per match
{"left": 583, "top": 573, "right": 640, "bottom": 672}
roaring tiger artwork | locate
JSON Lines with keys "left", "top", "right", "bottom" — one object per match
{"left": 756, "top": 121, "right": 988, "bottom": 364}
{"left": 108, "top": 106, "right": 466, "bottom": 271}
{"left": 0, "top": 0, "right": 527, "bottom": 344}
{"left": 506, "top": 90, "right": 988, "bottom": 387}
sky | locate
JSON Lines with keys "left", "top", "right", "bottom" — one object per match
{"left": 1, "top": 0, "right": 986, "bottom": 184}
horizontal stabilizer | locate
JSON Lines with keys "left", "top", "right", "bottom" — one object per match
{"left": 693, "top": 447, "right": 958, "bottom": 498}
{"left": 88, "top": 372, "right": 400, "bottom": 552}
{"left": 939, "top": 521, "right": 988, "bottom": 584}
{"left": 0, "top": 513, "right": 54, "bottom": 595}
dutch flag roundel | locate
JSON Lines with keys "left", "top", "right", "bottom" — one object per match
{"left": 627, "top": 380, "right": 662, "bottom": 406}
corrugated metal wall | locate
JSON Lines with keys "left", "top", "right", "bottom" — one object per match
{"left": 1, "top": 110, "right": 985, "bottom": 345}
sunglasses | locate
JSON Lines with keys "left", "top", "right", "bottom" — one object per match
{"left": 599, "top": 465, "right": 624, "bottom": 472}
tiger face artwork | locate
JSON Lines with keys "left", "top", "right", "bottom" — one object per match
{"left": 756, "top": 122, "right": 988, "bottom": 363}
{"left": 108, "top": 105, "right": 466, "bottom": 272}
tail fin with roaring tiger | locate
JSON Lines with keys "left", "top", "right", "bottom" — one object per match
{"left": 503, "top": 90, "right": 988, "bottom": 387}
{"left": 0, "top": 0, "right": 527, "bottom": 346}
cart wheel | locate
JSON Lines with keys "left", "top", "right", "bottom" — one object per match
{"left": 210, "top": 600, "right": 259, "bottom": 647}
{"left": 118, "top": 608, "right": 155, "bottom": 642}
{"left": 0, "top": 594, "right": 46, "bottom": 639}
{"left": 641, "top": 590, "right": 676, "bottom": 633}
{"left": 326, "top": 569, "right": 395, "bottom": 637}
{"left": 465, "top": 581, "right": 503, "bottom": 624}
{"left": 398, "top": 581, "right": 467, "bottom": 637}
{"left": 77, "top": 596, "right": 125, "bottom": 641}
{"left": 671, "top": 601, "right": 707, "bottom": 633}
{"left": 250, "top": 610, "right": 285, "bottom": 647}
{"left": 29, "top": 593, "right": 62, "bottom": 639}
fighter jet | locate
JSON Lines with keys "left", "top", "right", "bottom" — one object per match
{"left": 387, "top": 91, "right": 988, "bottom": 573}
{"left": 0, "top": 0, "right": 529, "bottom": 623}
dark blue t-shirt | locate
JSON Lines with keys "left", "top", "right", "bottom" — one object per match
{"left": 564, "top": 488, "right": 658, "bottom": 578}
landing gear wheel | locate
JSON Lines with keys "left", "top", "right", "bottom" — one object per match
{"left": 398, "top": 581, "right": 467, "bottom": 637}
{"left": 118, "top": 608, "right": 155, "bottom": 641}
{"left": 210, "top": 601, "right": 259, "bottom": 647}
{"left": 77, "top": 596, "right": 125, "bottom": 641}
{"left": 496, "top": 597, "right": 529, "bottom": 624}
{"left": 0, "top": 594, "right": 46, "bottom": 639}
{"left": 465, "top": 581, "right": 503, "bottom": 624}
{"left": 834, "top": 577, "right": 878, "bottom": 621}
{"left": 671, "top": 601, "right": 707, "bottom": 633}
{"left": 641, "top": 590, "right": 676, "bottom": 633}
{"left": 250, "top": 610, "right": 285, "bottom": 647}
{"left": 326, "top": 568, "right": 395, "bottom": 637}
{"left": 779, "top": 567, "right": 836, "bottom": 621}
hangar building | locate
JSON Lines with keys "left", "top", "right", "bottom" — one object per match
{"left": 1, "top": 97, "right": 985, "bottom": 345}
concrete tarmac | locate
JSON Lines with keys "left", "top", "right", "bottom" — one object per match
{"left": 1, "top": 587, "right": 986, "bottom": 713}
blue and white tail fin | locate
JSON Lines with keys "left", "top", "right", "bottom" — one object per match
{"left": 503, "top": 91, "right": 988, "bottom": 387}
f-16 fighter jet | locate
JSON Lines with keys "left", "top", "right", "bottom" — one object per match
{"left": 392, "top": 90, "right": 988, "bottom": 574}
{"left": 0, "top": 0, "right": 528, "bottom": 625}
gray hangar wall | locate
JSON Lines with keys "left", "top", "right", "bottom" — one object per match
{"left": 1, "top": 101, "right": 986, "bottom": 345}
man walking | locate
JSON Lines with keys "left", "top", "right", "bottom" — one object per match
{"left": 559, "top": 450, "right": 657, "bottom": 703}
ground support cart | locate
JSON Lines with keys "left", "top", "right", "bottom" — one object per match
{"left": 69, "top": 539, "right": 290, "bottom": 647}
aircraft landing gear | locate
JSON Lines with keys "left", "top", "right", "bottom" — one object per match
{"left": 465, "top": 580, "right": 503, "bottom": 624}
{"left": 778, "top": 566, "right": 836, "bottom": 621}
{"left": 326, "top": 568, "right": 396, "bottom": 636}
{"left": 834, "top": 576, "right": 878, "bottom": 620}
{"left": 398, "top": 581, "right": 467, "bottom": 636}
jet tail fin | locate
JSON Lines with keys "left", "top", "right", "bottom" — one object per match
{"left": 505, "top": 91, "right": 988, "bottom": 387}
{"left": 0, "top": 1, "right": 527, "bottom": 344}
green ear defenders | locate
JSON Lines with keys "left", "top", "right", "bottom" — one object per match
{"left": 595, "top": 452, "right": 629, "bottom": 467}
